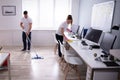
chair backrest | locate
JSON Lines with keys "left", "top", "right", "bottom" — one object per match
{"left": 58, "top": 40, "right": 65, "bottom": 55}
{"left": 52, "top": 33, "right": 58, "bottom": 43}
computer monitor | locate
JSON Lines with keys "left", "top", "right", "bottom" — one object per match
{"left": 71, "top": 25, "right": 80, "bottom": 34}
{"left": 100, "top": 33, "right": 116, "bottom": 55}
{"left": 84, "top": 28, "right": 102, "bottom": 43}
{"left": 79, "top": 27, "right": 88, "bottom": 39}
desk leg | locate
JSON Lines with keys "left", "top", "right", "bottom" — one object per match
{"left": 7, "top": 56, "right": 11, "bottom": 80}
{"left": 118, "top": 70, "right": 120, "bottom": 80}
{"left": 91, "top": 69, "right": 94, "bottom": 80}
{"left": 86, "top": 66, "right": 93, "bottom": 80}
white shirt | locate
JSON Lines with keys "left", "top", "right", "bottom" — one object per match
{"left": 56, "top": 21, "right": 69, "bottom": 35}
{"left": 21, "top": 17, "right": 32, "bottom": 32}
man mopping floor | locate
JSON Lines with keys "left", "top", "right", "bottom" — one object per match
{"left": 20, "top": 11, "right": 43, "bottom": 59}
{"left": 20, "top": 11, "right": 32, "bottom": 51}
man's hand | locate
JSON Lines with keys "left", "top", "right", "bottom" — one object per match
{"left": 26, "top": 32, "right": 29, "bottom": 36}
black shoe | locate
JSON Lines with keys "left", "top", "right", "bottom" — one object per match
{"left": 28, "top": 48, "right": 30, "bottom": 51}
{"left": 21, "top": 49, "right": 26, "bottom": 51}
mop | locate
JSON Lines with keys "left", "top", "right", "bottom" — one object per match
{"left": 25, "top": 32, "right": 44, "bottom": 60}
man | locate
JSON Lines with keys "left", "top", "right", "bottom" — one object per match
{"left": 20, "top": 11, "right": 32, "bottom": 51}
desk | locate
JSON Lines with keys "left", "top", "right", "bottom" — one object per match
{"left": 64, "top": 32, "right": 120, "bottom": 80}
{"left": 0, "top": 53, "right": 11, "bottom": 80}
{"left": 110, "top": 49, "right": 120, "bottom": 60}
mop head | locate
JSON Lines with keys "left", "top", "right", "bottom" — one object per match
{"left": 32, "top": 54, "right": 44, "bottom": 59}
{"left": 24, "top": 33, "right": 44, "bottom": 60}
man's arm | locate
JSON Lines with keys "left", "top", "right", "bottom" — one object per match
{"left": 27, "top": 23, "right": 32, "bottom": 35}
{"left": 20, "top": 22, "right": 24, "bottom": 30}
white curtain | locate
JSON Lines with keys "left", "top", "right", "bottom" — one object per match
{"left": 22, "top": 0, "right": 72, "bottom": 30}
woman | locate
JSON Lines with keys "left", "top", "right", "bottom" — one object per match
{"left": 56, "top": 15, "right": 73, "bottom": 43}
{"left": 55, "top": 15, "right": 73, "bottom": 57}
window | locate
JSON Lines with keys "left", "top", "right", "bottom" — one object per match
{"left": 22, "top": 0, "right": 71, "bottom": 30}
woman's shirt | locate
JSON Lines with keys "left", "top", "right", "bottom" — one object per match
{"left": 56, "top": 21, "right": 68, "bottom": 35}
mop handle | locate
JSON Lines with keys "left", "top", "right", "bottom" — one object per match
{"left": 23, "top": 30, "right": 31, "bottom": 43}
{"left": 26, "top": 34, "right": 31, "bottom": 43}
{"left": 23, "top": 30, "right": 43, "bottom": 59}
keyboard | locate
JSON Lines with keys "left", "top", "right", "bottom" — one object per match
{"left": 103, "top": 61, "right": 120, "bottom": 67}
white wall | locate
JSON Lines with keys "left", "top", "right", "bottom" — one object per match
{"left": 79, "top": 0, "right": 120, "bottom": 28}
{"left": 0, "top": 0, "right": 22, "bottom": 30}
{"left": 0, "top": 30, "right": 56, "bottom": 47}
{"left": 71, "top": 0, "right": 80, "bottom": 25}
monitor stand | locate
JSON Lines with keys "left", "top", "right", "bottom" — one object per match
{"left": 100, "top": 51, "right": 110, "bottom": 62}
{"left": 101, "top": 50, "right": 109, "bottom": 56}
{"left": 89, "top": 45, "right": 100, "bottom": 49}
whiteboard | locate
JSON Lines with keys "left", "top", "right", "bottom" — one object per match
{"left": 91, "top": 1, "right": 115, "bottom": 32}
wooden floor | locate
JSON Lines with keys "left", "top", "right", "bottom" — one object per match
{"left": 0, "top": 46, "right": 86, "bottom": 80}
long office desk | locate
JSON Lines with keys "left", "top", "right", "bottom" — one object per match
{"left": 64, "top": 32, "right": 120, "bottom": 80}
{"left": 0, "top": 53, "right": 11, "bottom": 80}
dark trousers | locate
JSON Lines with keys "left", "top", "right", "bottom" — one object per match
{"left": 55, "top": 34, "right": 63, "bottom": 57}
{"left": 22, "top": 32, "right": 31, "bottom": 50}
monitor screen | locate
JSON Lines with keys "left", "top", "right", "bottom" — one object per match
{"left": 71, "top": 25, "right": 80, "bottom": 34}
{"left": 100, "top": 33, "right": 116, "bottom": 55}
{"left": 85, "top": 28, "right": 102, "bottom": 43}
